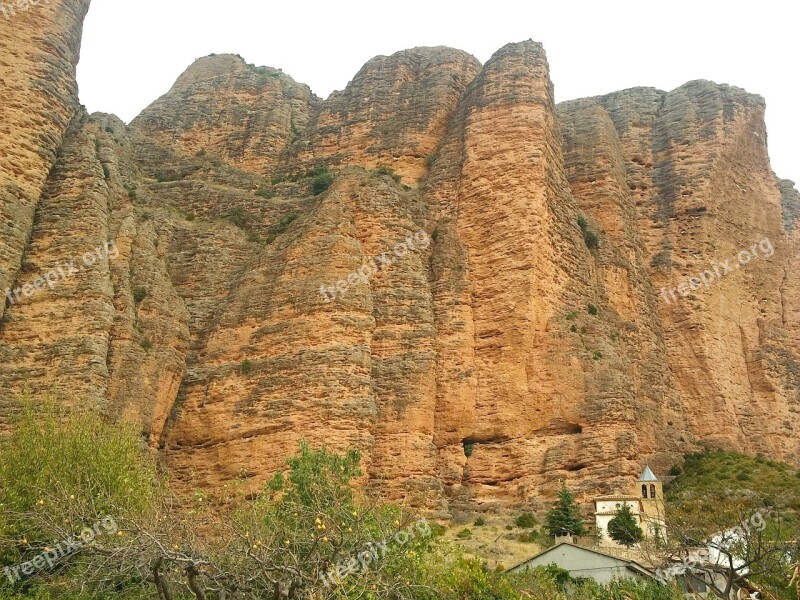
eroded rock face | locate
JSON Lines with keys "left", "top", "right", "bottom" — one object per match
{"left": 0, "top": 0, "right": 91, "bottom": 326}
{"left": 131, "top": 54, "right": 319, "bottom": 177}
{"left": 0, "top": 3, "right": 797, "bottom": 512}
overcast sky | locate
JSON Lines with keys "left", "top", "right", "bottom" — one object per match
{"left": 77, "top": 0, "right": 798, "bottom": 183}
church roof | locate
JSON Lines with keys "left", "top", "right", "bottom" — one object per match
{"left": 638, "top": 466, "right": 658, "bottom": 482}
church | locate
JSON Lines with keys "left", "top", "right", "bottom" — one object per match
{"left": 592, "top": 466, "right": 667, "bottom": 548}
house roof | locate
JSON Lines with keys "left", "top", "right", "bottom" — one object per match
{"left": 505, "top": 541, "right": 657, "bottom": 580}
{"left": 594, "top": 495, "right": 641, "bottom": 502}
{"left": 638, "top": 466, "right": 658, "bottom": 482}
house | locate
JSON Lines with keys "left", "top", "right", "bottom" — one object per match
{"left": 593, "top": 466, "right": 667, "bottom": 548}
{"left": 507, "top": 541, "right": 657, "bottom": 585}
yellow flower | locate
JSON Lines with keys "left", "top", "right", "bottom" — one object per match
{"left": 69, "top": 495, "right": 75, "bottom": 500}
{"left": 117, "top": 531, "right": 124, "bottom": 537}
{"left": 36, "top": 499, "right": 44, "bottom": 506}
{"left": 394, "top": 520, "right": 400, "bottom": 526}
{"left": 322, "top": 536, "right": 329, "bottom": 543}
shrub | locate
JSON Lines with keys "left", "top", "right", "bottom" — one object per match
{"left": 463, "top": 442, "right": 474, "bottom": 457}
{"left": 584, "top": 230, "right": 600, "bottom": 249}
{"left": 515, "top": 513, "right": 538, "bottom": 528}
{"left": 240, "top": 359, "right": 252, "bottom": 375}
{"left": 266, "top": 214, "right": 299, "bottom": 243}
{"left": 431, "top": 228, "right": 440, "bottom": 242}
{"left": 195, "top": 149, "right": 206, "bottom": 157}
{"left": 225, "top": 206, "right": 248, "bottom": 228}
{"left": 132, "top": 287, "right": 147, "bottom": 304}
{"left": 474, "top": 516, "right": 486, "bottom": 527}
{"left": 102, "top": 164, "right": 111, "bottom": 180}
{"left": 566, "top": 311, "right": 578, "bottom": 320}
{"left": 669, "top": 465, "right": 682, "bottom": 476}
{"left": 587, "top": 304, "right": 598, "bottom": 315}
{"left": 305, "top": 165, "right": 329, "bottom": 178}
{"left": 425, "top": 153, "right": 437, "bottom": 169}
{"left": 0, "top": 396, "right": 161, "bottom": 545}
{"left": 255, "top": 188, "right": 276, "bottom": 199}
{"left": 593, "top": 351, "right": 603, "bottom": 360}
{"left": 456, "top": 528, "right": 472, "bottom": 539}
{"left": 577, "top": 215, "right": 588, "bottom": 232}
{"left": 375, "top": 166, "right": 401, "bottom": 183}
{"left": 311, "top": 173, "right": 334, "bottom": 195}
{"left": 140, "top": 338, "right": 153, "bottom": 351}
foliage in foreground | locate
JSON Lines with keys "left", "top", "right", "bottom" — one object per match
{"left": 0, "top": 402, "right": 791, "bottom": 599}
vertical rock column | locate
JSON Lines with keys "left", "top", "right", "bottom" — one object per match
{"left": 0, "top": 0, "right": 91, "bottom": 323}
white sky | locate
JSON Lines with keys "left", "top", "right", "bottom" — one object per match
{"left": 77, "top": 0, "right": 798, "bottom": 184}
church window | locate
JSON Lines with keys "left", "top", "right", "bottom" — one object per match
{"left": 650, "top": 484, "right": 656, "bottom": 498}
{"left": 641, "top": 484, "right": 647, "bottom": 498}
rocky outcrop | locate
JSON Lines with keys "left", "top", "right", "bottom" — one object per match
{"left": 0, "top": 3, "right": 797, "bottom": 513}
{"left": 0, "top": 0, "right": 91, "bottom": 326}
{"left": 296, "top": 47, "right": 482, "bottom": 183}
{"left": 559, "top": 82, "right": 798, "bottom": 465}
{"left": 131, "top": 54, "right": 319, "bottom": 177}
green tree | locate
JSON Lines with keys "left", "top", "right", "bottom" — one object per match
{"left": 544, "top": 485, "right": 586, "bottom": 538}
{"left": 608, "top": 503, "right": 644, "bottom": 548}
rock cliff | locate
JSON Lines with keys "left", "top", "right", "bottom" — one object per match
{"left": 1, "top": 1, "right": 797, "bottom": 513}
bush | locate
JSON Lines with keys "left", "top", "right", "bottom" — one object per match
{"left": 474, "top": 516, "right": 486, "bottom": 527}
{"left": 266, "top": 214, "right": 299, "bottom": 244}
{"left": 577, "top": 215, "right": 588, "bottom": 232}
{"left": 0, "top": 396, "right": 160, "bottom": 546}
{"left": 239, "top": 359, "right": 252, "bottom": 375}
{"left": 255, "top": 188, "right": 276, "bottom": 199}
{"left": 425, "top": 153, "right": 437, "bottom": 169}
{"left": 583, "top": 230, "right": 600, "bottom": 249}
{"left": 101, "top": 164, "right": 111, "bottom": 180}
{"left": 375, "top": 166, "right": 401, "bottom": 183}
{"left": 463, "top": 442, "right": 474, "bottom": 457}
{"left": 225, "top": 206, "right": 248, "bottom": 228}
{"left": 515, "top": 513, "right": 537, "bottom": 528}
{"left": 456, "top": 528, "right": 472, "bottom": 539}
{"left": 132, "top": 287, "right": 147, "bottom": 304}
{"left": 587, "top": 304, "right": 598, "bottom": 315}
{"left": 593, "top": 351, "right": 603, "bottom": 360}
{"left": 140, "top": 338, "right": 153, "bottom": 351}
{"left": 311, "top": 173, "right": 334, "bottom": 195}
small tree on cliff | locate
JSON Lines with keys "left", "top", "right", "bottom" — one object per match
{"left": 545, "top": 485, "right": 586, "bottom": 538}
{"left": 607, "top": 504, "right": 644, "bottom": 548}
